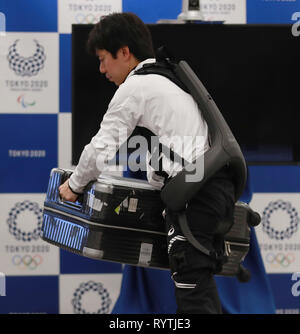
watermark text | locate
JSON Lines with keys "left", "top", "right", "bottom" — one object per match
{"left": 0, "top": 272, "right": 5, "bottom": 296}
{"left": 292, "top": 12, "right": 300, "bottom": 37}
{"left": 0, "top": 12, "right": 6, "bottom": 36}
{"left": 291, "top": 272, "right": 300, "bottom": 297}
{"left": 95, "top": 129, "right": 206, "bottom": 183}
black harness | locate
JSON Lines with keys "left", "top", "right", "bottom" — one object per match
{"left": 133, "top": 57, "right": 247, "bottom": 262}
{"left": 135, "top": 61, "right": 189, "bottom": 93}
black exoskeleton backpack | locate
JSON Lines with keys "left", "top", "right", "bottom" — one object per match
{"left": 134, "top": 48, "right": 253, "bottom": 266}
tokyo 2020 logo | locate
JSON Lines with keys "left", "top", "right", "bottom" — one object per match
{"left": 7, "top": 200, "right": 43, "bottom": 242}
{"left": 7, "top": 39, "right": 46, "bottom": 77}
{"left": 261, "top": 200, "right": 299, "bottom": 240}
{"left": 72, "top": 280, "right": 111, "bottom": 314}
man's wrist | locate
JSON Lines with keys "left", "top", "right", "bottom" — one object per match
{"left": 67, "top": 180, "right": 82, "bottom": 196}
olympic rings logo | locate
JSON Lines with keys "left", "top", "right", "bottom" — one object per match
{"left": 265, "top": 252, "right": 295, "bottom": 268}
{"left": 12, "top": 254, "right": 43, "bottom": 270}
{"left": 74, "top": 13, "right": 103, "bottom": 24}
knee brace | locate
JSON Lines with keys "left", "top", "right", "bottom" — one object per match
{"left": 166, "top": 212, "right": 226, "bottom": 287}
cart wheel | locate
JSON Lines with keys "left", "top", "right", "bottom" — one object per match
{"left": 248, "top": 210, "right": 261, "bottom": 227}
{"left": 237, "top": 265, "right": 251, "bottom": 283}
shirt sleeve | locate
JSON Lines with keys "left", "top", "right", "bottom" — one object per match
{"left": 69, "top": 80, "right": 143, "bottom": 193}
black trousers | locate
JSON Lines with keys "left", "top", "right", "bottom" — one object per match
{"left": 165, "top": 168, "right": 235, "bottom": 314}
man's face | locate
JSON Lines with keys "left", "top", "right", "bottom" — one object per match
{"left": 96, "top": 48, "right": 132, "bottom": 86}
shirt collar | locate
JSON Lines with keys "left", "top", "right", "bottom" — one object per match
{"left": 125, "top": 58, "right": 156, "bottom": 81}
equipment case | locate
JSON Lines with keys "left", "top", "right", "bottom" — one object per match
{"left": 42, "top": 168, "right": 255, "bottom": 280}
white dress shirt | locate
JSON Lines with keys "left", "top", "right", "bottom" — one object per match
{"left": 69, "top": 58, "right": 209, "bottom": 193}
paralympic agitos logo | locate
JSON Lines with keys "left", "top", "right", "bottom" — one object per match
{"left": 7, "top": 39, "right": 46, "bottom": 77}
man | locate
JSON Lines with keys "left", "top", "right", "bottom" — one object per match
{"left": 59, "top": 12, "right": 235, "bottom": 314}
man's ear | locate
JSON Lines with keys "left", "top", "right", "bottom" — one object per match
{"left": 119, "top": 46, "right": 131, "bottom": 59}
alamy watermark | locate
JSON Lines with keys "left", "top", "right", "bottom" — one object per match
{"left": 95, "top": 128, "right": 205, "bottom": 183}
{"left": 0, "top": 12, "right": 6, "bottom": 36}
{"left": 291, "top": 272, "right": 300, "bottom": 297}
{"left": 0, "top": 272, "right": 5, "bottom": 296}
{"left": 291, "top": 12, "right": 300, "bottom": 37}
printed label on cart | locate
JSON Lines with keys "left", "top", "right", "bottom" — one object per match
{"left": 138, "top": 243, "right": 153, "bottom": 266}
{"left": 128, "top": 198, "right": 138, "bottom": 213}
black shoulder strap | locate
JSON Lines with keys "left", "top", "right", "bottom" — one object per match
{"left": 134, "top": 59, "right": 231, "bottom": 262}
{"left": 133, "top": 64, "right": 190, "bottom": 178}
{"left": 134, "top": 62, "right": 190, "bottom": 94}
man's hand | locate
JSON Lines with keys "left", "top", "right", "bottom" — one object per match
{"left": 59, "top": 179, "right": 78, "bottom": 202}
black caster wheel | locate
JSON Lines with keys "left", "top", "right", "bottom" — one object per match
{"left": 247, "top": 207, "right": 261, "bottom": 227}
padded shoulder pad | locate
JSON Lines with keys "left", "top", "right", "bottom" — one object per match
{"left": 160, "top": 61, "right": 247, "bottom": 211}
{"left": 134, "top": 60, "right": 247, "bottom": 212}
{"left": 135, "top": 62, "right": 189, "bottom": 93}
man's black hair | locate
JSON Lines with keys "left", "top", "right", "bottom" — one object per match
{"left": 87, "top": 12, "right": 155, "bottom": 61}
